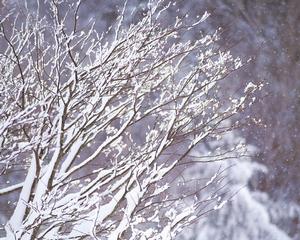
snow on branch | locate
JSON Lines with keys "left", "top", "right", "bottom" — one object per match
{"left": 0, "top": 0, "right": 258, "bottom": 239}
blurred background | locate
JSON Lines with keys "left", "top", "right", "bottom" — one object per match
{"left": 0, "top": 0, "right": 299, "bottom": 239}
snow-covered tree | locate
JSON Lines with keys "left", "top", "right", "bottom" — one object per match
{"left": 0, "top": 0, "right": 258, "bottom": 239}
{"left": 178, "top": 127, "right": 291, "bottom": 240}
